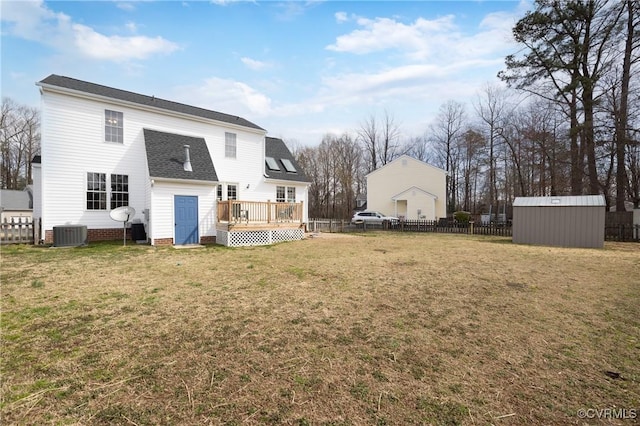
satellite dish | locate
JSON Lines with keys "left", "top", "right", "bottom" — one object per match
{"left": 110, "top": 206, "right": 135, "bottom": 222}
{"left": 109, "top": 206, "right": 135, "bottom": 246}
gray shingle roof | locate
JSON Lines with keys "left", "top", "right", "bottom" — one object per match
{"left": 143, "top": 129, "right": 217, "bottom": 182}
{"left": 265, "top": 137, "right": 309, "bottom": 183}
{"left": 0, "top": 190, "right": 32, "bottom": 210}
{"left": 38, "top": 75, "right": 265, "bottom": 131}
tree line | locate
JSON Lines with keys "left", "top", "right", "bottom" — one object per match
{"left": 292, "top": 0, "right": 639, "bottom": 219}
{"left": 1, "top": 98, "right": 40, "bottom": 191}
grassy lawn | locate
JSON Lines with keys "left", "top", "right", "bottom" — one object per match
{"left": 1, "top": 233, "right": 639, "bottom": 425}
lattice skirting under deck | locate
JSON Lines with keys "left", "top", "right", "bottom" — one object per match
{"left": 216, "top": 228, "right": 305, "bottom": 247}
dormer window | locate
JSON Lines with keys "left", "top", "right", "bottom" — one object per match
{"left": 280, "top": 158, "right": 297, "bottom": 173}
{"left": 265, "top": 157, "right": 280, "bottom": 171}
{"left": 105, "top": 110, "right": 123, "bottom": 143}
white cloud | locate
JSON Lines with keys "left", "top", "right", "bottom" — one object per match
{"left": 210, "top": 0, "right": 256, "bottom": 6}
{"left": 326, "top": 12, "right": 517, "bottom": 63}
{"left": 125, "top": 21, "right": 137, "bottom": 33}
{"left": 116, "top": 2, "right": 136, "bottom": 12}
{"left": 327, "top": 15, "right": 456, "bottom": 59}
{"left": 1, "top": 0, "right": 179, "bottom": 63}
{"left": 72, "top": 24, "right": 178, "bottom": 62}
{"left": 335, "top": 11, "right": 348, "bottom": 23}
{"left": 174, "top": 77, "right": 273, "bottom": 117}
{"left": 241, "top": 57, "right": 270, "bottom": 71}
{"left": 171, "top": 8, "right": 521, "bottom": 143}
{"left": 1, "top": 0, "right": 71, "bottom": 42}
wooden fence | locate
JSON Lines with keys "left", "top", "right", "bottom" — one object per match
{"left": 308, "top": 219, "right": 512, "bottom": 237}
{"left": 309, "top": 218, "right": 639, "bottom": 242}
{"left": 0, "top": 217, "right": 35, "bottom": 244}
{"left": 605, "top": 224, "right": 640, "bottom": 242}
{"left": 604, "top": 212, "right": 639, "bottom": 242}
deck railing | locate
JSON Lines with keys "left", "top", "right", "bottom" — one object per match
{"left": 217, "top": 200, "right": 304, "bottom": 224}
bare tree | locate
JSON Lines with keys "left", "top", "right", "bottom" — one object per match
{"left": 429, "top": 100, "right": 466, "bottom": 212}
{"left": 357, "top": 110, "right": 401, "bottom": 172}
{"left": 294, "top": 133, "right": 364, "bottom": 219}
{"left": 357, "top": 114, "right": 378, "bottom": 173}
{"left": 403, "top": 134, "right": 431, "bottom": 163}
{"left": 333, "top": 133, "right": 363, "bottom": 218}
{"left": 613, "top": 0, "right": 640, "bottom": 210}
{"left": 294, "top": 145, "right": 323, "bottom": 218}
{"left": 379, "top": 109, "right": 401, "bottom": 166}
{"left": 473, "top": 84, "right": 511, "bottom": 215}
{"left": 1, "top": 98, "right": 41, "bottom": 189}
{"left": 459, "top": 128, "right": 484, "bottom": 213}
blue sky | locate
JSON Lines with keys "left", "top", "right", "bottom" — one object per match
{"left": 1, "top": 0, "right": 530, "bottom": 146}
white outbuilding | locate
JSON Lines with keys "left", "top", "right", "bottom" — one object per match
{"left": 366, "top": 155, "right": 447, "bottom": 221}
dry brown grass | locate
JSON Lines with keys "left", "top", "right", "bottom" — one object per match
{"left": 1, "top": 233, "right": 639, "bottom": 425}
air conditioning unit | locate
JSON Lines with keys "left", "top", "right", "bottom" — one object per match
{"left": 53, "top": 225, "right": 88, "bottom": 247}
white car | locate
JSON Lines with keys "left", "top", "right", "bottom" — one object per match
{"left": 351, "top": 211, "right": 399, "bottom": 224}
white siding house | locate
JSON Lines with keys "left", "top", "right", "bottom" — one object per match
{"left": 366, "top": 155, "right": 447, "bottom": 221}
{"left": 34, "top": 75, "right": 309, "bottom": 246}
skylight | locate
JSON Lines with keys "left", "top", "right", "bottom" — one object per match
{"left": 265, "top": 156, "right": 280, "bottom": 171}
{"left": 281, "top": 158, "right": 297, "bottom": 173}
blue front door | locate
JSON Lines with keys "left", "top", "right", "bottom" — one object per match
{"left": 175, "top": 195, "right": 198, "bottom": 245}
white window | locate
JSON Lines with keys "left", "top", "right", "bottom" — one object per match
{"left": 110, "top": 174, "right": 129, "bottom": 209}
{"left": 87, "top": 173, "right": 129, "bottom": 210}
{"left": 105, "top": 110, "right": 123, "bottom": 143}
{"left": 276, "top": 186, "right": 296, "bottom": 203}
{"left": 87, "top": 172, "right": 106, "bottom": 210}
{"left": 225, "top": 132, "right": 236, "bottom": 158}
{"left": 227, "top": 184, "right": 237, "bottom": 200}
{"left": 217, "top": 185, "right": 223, "bottom": 201}
{"left": 287, "top": 187, "right": 296, "bottom": 203}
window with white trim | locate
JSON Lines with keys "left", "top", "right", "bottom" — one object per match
{"left": 227, "top": 184, "right": 237, "bottom": 200}
{"left": 225, "top": 132, "right": 236, "bottom": 158}
{"left": 87, "top": 172, "right": 107, "bottom": 210}
{"left": 105, "top": 110, "right": 123, "bottom": 143}
{"left": 217, "top": 185, "right": 223, "bottom": 201}
{"left": 110, "top": 174, "right": 129, "bottom": 209}
{"left": 276, "top": 186, "right": 296, "bottom": 203}
{"left": 287, "top": 186, "right": 296, "bottom": 203}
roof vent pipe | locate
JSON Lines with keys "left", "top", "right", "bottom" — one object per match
{"left": 183, "top": 144, "right": 193, "bottom": 172}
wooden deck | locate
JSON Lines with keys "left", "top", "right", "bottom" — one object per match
{"left": 216, "top": 200, "right": 304, "bottom": 231}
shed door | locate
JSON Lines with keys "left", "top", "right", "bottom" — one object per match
{"left": 175, "top": 195, "right": 198, "bottom": 245}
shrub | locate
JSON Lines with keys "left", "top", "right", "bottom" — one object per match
{"left": 453, "top": 211, "right": 471, "bottom": 224}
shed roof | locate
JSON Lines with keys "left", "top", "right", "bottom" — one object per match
{"left": 513, "top": 195, "right": 605, "bottom": 207}
{"left": 38, "top": 75, "right": 265, "bottom": 131}
{"left": 0, "top": 189, "right": 32, "bottom": 210}
{"left": 143, "top": 129, "right": 218, "bottom": 182}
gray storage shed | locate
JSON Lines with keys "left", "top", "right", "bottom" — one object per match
{"left": 512, "top": 195, "right": 605, "bottom": 248}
